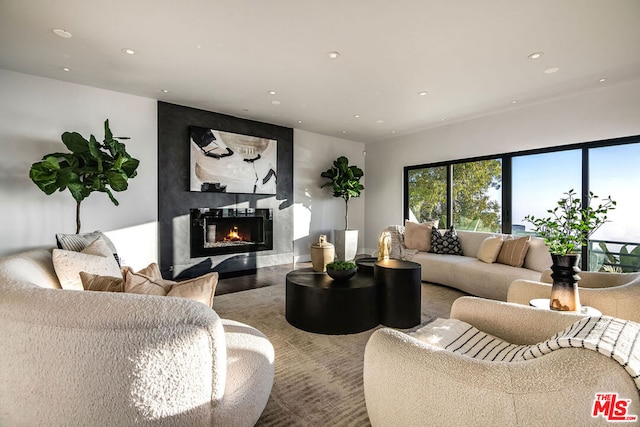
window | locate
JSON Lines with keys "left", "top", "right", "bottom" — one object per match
{"left": 452, "top": 159, "right": 502, "bottom": 232}
{"left": 404, "top": 136, "right": 640, "bottom": 272}
{"left": 407, "top": 166, "right": 447, "bottom": 224}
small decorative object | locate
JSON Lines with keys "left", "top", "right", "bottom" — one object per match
{"left": 378, "top": 231, "right": 391, "bottom": 261}
{"left": 320, "top": 156, "right": 364, "bottom": 261}
{"left": 524, "top": 189, "right": 616, "bottom": 311}
{"left": 326, "top": 261, "right": 357, "bottom": 282}
{"left": 310, "top": 234, "right": 335, "bottom": 272}
{"left": 29, "top": 120, "right": 140, "bottom": 234}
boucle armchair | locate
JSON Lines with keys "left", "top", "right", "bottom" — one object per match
{"left": 0, "top": 248, "right": 274, "bottom": 426}
{"left": 363, "top": 297, "right": 640, "bottom": 426}
{"left": 508, "top": 270, "right": 640, "bottom": 323}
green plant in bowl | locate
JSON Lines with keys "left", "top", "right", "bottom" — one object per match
{"left": 326, "top": 261, "right": 358, "bottom": 281}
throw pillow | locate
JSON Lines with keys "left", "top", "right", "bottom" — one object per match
{"left": 56, "top": 230, "right": 120, "bottom": 265}
{"left": 52, "top": 237, "right": 122, "bottom": 290}
{"left": 404, "top": 220, "right": 439, "bottom": 252}
{"left": 80, "top": 271, "right": 124, "bottom": 292}
{"left": 167, "top": 272, "right": 219, "bottom": 308}
{"left": 430, "top": 226, "right": 463, "bottom": 255}
{"left": 496, "top": 235, "right": 531, "bottom": 267}
{"left": 477, "top": 236, "right": 504, "bottom": 264}
{"left": 124, "top": 265, "right": 175, "bottom": 296}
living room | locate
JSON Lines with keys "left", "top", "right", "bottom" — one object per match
{"left": 2, "top": 1, "right": 640, "bottom": 425}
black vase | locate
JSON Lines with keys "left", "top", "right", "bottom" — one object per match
{"left": 549, "top": 254, "right": 581, "bottom": 311}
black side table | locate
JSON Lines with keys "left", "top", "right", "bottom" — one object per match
{"left": 285, "top": 269, "right": 379, "bottom": 334}
{"left": 374, "top": 259, "right": 422, "bottom": 328}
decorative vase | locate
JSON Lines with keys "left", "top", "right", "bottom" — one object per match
{"left": 310, "top": 234, "right": 335, "bottom": 272}
{"left": 549, "top": 254, "right": 581, "bottom": 311}
{"left": 334, "top": 229, "right": 358, "bottom": 261}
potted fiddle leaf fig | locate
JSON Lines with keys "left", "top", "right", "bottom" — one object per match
{"left": 29, "top": 119, "right": 140, "bottom": 234}
{"left": 320, "top": 156, "right": 364, "bottom": 261}
{"left": 524, "top": 189, "right": 616, "bottom": 311}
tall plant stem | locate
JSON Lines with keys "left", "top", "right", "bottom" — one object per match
{"left": 76, "top": 200, "right": 82, "bottom": 234}
{"left": 344, "top": 198, "right": 349, "bottom": 230}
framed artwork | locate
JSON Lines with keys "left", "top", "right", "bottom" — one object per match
{"left": 190, "top": 126, "right": 278, "bottom": 194}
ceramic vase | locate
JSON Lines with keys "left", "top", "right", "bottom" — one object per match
{"left": 549, "top": 253, "right": 581, "bottom": 311}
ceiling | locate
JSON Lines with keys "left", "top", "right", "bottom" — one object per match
{"left": 1, "top": 0, "right": 639, "bottom": 143}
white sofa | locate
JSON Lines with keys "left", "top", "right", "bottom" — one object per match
{"left": 364, "top": 296, "right": 640, "bottom": 426}
{"left": 406, "top": 229, "right": 552, "bottom": 301}
{"left": 0, "top": 248, "right": 274, "bottom": 426}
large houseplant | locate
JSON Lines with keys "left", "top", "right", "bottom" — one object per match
{"left": 524, "top": 189, "right": 616, "bottom": 311}
{"left": 320, "top": 156, "right": 364, "bottom": 261}
{"left": 29, "top": 119, "right": 140, "bottom": 234}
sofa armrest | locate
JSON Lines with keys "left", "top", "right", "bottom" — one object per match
{"left": 363, "top": 326, "right": 640, "bottom": 426}
{"left": 450, "top": 296, "right": 581, "bottom": 344}
{"left": 507, "top": 279, "right": 552, "bottom": 305}
{"left": 0, "top": 286, "right": 226, "bottom": 425}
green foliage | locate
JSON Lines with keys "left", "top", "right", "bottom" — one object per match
{"left": 320, "top": 156, "right": 364, "bottom": 229}
{"left": 595, "top": 242, "right": 640, "bottom": 272}
{"left": 29, "top": 119, "right": 139, "bottom": 233}
{"left": 408, "top": 160, "right": 502, "bottom": 232}
{"left": 524, "top": 189, "right": 616, "bottom": 256}
{"left": 326, "top": 261, "right": 357, "bottom": 271}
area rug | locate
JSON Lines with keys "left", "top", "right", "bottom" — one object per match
{"left": 212, "top": 283, "right": 437, "bottom": 426}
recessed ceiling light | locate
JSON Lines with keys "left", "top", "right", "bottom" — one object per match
{"left": 599, "top": 78, "right": 608, "bottom": 83}
{"left": 62, "top": 67, "right": 70, "bottom": 72}
{"left": 267, "top": 90, "right": 277, "bottom": 95}
{"left": 376, "top": 119, "right": 384, "bottom": 124}
{"left": 297, "top": 120, "right": 303, "bottom": 124}
{"left": 327, "top": 51, "right": 340, "bottom": 59}
{"left": 544, "top": 67, "right": 560, "bottom": 74}
{"left": 528, "top": 52, "right": 544, "bottom": 60}
{"left": 342, "top": 130, "right": 347, "bottom": 134}
{"left": 121, "top": 48, "right": 137, "bottom": 55}
{"left": 511, "top": 100, "right": 518, "bottom": 104}
{"left": 353, "top": 114, "right": 360, "bottom": 118}
{"left": 159, "top": 89, "right": 169, "bottom": 93}
{"left": 271, "top": 100, "right": 281, "bottom": 105}
{"left": 440, "top": 118, "right": 445, "bottom": 122}
{"left": 53, "top": 28, "right": 72, "bottom": 38}
{"left": 418, "top": 91, "right": 428, "bottom": 96}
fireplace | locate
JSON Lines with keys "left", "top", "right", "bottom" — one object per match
{"left": 190, "top": 208, "right": 273, "bottom": 257}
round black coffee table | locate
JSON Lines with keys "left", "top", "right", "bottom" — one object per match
{"left": 285, "top": 269, "right": 378, "bottom": 334}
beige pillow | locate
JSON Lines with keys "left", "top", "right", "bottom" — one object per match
{"left": 496, "top": 235, "right": 531, "bottom": 267}
{"left": 80, "top": 272, "right": 124, "bottom": 292}
{"left": 477, "top": 236, "right": 504, "bottom": 264}
{"left": 53, "top": 237, "right": 122, "bottom": 290}
{"left": 404, "top": 220, "right": 439, "bottom": 252}
{"left": 167, "top": 272, "right": 219, "bottom": 308}
{"left": 124, "top": 265, "right": 175, "bottom": 296}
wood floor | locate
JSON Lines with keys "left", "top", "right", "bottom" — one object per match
{"left": 216, "top": 260, "right": 467, "bottom": 318}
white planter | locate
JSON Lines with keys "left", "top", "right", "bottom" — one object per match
{"left": 334, "top": 229, "right": 358, "bottom": 261}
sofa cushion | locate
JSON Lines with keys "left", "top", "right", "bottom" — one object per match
{"left": 167, "top": 272, "right": 218, "bottom": 308}
{"left": 53, "top": 237, "right": 122, "bottom": 290}
{"left": 431, "top": 227, "right": 463, "bottom": 255}
{"left": 496, "top": 235, "right": 530, "bottom": 268}
{"left": 80, "top": 272, "right": 125, "bottom": 292}
{"left": 56, "top": 230, "right": 120, "bottom": 265}
{"left": 404, "top": 220, "right": 438, "bottom": 252}
{"left": 124, "top": 267, "right": 175, "bottom": 296}
{"left": 477, "top": 236, "right": 504, "bottom": 264}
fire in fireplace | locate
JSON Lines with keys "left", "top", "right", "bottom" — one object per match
{"left": 190, "top": 208, "right": 273, "bottom": 257}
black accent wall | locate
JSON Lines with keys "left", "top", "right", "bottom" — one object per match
{"left": 157, "top": 102, "right": 294, "bottom": 278}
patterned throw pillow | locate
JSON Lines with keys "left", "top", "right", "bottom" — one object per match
{"left": 56, "top": 230, "right": 120, "bottom": 265}
{"left": 430, "top": 226, "right": 463, "bottom": 255}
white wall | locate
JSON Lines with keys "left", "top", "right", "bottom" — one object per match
{"left": 365, "top": 78, "right": 640, "bottom": 250}
{"left": 0, "top": 69, "right": 158, "bottom": 269}
{"left": 293, "top": 129, "right": 366, "bottom": 261}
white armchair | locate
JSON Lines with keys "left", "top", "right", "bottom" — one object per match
{"left": 363, "top": 296, "right": 640, "bottom": 426}
{"left": 0, "top": 249, "right": 274, "bottom": 426}
{"left": 508, "top": 269, "right": 640, "bottom": 322}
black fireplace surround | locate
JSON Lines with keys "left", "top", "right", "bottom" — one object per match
{"left": 190, "top": 208, "right": 273, "bottom": 257}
